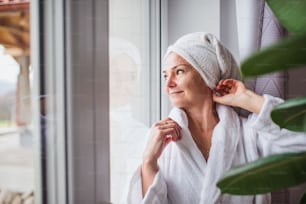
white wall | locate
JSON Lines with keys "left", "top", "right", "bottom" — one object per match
{"left": 220, "top": 0, "right": 240, "bottom": 62}
{"left": 167, "top": 0, "right": 220, "bottom": 45}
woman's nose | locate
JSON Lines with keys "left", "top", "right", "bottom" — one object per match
{"left": 165, "top": 74, "right": 176, "bottom": 88}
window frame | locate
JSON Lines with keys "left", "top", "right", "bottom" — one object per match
{"left": 32, "top": 0, "right": 163, "bottom": 203}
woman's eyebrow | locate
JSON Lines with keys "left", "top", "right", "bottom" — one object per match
{"left": 162, "top": 64, "right": 190, "bottom": 73}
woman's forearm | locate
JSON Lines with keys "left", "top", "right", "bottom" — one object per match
{"left": 237, "top": 89, "right": 264, "bottom": 115}
{"left": 141, "top": 161, "right": 158, "bottom": 197}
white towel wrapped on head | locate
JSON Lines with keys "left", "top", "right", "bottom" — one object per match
{"left": 165, "top": 32, "right": 241, "bottom": 89}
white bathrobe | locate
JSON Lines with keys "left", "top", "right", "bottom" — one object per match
{"left": 127, "top": 95, "right": 306, "bottom": 204}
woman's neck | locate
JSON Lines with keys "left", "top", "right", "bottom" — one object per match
{"left": 185, "top": 100, "right": 219, "bottom": 132}
{"left": 184, "top": 99, "right": 219, "bottom": 160}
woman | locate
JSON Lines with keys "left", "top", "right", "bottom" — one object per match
{"left": 127, "top": 32, "right": 306, "bottom": 204}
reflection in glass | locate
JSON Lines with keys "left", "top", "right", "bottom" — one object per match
{"left": 109, "top": 37, "right": 149, "bottom": 204}
{"left": 109, "top": 0, "right": 151, "bottom": 200}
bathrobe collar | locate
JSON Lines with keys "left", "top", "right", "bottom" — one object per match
{"left": 169, "top": 104, "right": 241, "bottom": 203}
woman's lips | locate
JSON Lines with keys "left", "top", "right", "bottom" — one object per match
{"left": 170, "top": 91, "right": 184, "bottom": 95}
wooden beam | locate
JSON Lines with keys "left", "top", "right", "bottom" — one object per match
{"left": 0, "top": 8, "right": 29, "bottom": 55}
{"left": 0, "top": 0, "right": 29, "bottom": 12}
{"left": 0, "top": 10, "right": 29, "bottom": 32}
{"left": 0, "top": 25, "right": 29, "bottom": 48}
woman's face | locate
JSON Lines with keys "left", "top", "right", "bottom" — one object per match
{"left": 162, "top": 53, "right": 211, "bottom": 109}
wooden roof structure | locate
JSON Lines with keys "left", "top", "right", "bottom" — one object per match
{"left": 0, "top": 0, "right": 30, "bottom": 56}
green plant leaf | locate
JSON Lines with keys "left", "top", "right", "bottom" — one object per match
{"left": 301, "top": 192, "right": 306, "bottom": 204}
{"left": 241, "top": 34, "right": 306, "bottom": 77}
{"left": 266, "top": 0, "right": 306, "bottom": 34}
{"left": 217, "top": 152, "right": 306, "bottom": 195}
{"left": 271, "top": 96, "right": 306, "bottom": 132}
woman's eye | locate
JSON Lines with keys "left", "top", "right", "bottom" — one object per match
{"left": 163, "top": 75, "right": 168, "bottom": 81}
{"left": 176, "top": 69, "right": 184, "bottom": 75}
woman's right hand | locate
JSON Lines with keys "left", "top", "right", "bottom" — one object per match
{"left": 142, "top": 117, "right": 182, "bottom": 171}
{"left": 141, "top": 117, "right": 181, "bottom": 196}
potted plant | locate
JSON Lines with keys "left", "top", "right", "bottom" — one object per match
{"left": 217, "top": 0, "right": 306, "bottom": 203}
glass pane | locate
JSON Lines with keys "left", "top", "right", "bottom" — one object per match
{"left": 0, "top": 2, "right": 34, "bottom": 203}
{"left": 109, "top": 0, "right": 150, "bottom": 203}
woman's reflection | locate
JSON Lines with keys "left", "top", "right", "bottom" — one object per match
{"left": 109, "top": 37, "right": 149, "bottom": 204}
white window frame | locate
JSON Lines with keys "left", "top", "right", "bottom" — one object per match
{"left": 32, "top": 0, "right": 163, "bottom": 203}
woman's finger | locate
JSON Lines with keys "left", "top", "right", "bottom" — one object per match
{"left": 151, "top": 118, "right": 182, "bottom": 145}
{"left": 161, "top": 127, "right": 180, "bottom": 142}
{"left": 222, "top": 79, "right": 234, "bottom": 86}
{"left": 218, "top": 79, "right": 225, "bottom": 86}
{"left": 163, "top": 119, "right": 182, "bottom": 138}
{"left": 154, "top": 117, "right": 175, "bottom": 126}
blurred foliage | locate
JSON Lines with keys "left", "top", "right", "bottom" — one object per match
{"left": 217, "top": 0, "right": 306, "bottom": 202}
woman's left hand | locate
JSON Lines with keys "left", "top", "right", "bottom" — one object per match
{"left": 213, "top": 79, "right": 247, "bottom": 107}
{"left": 213, "top": 79, "right": 264, "bottom": 114}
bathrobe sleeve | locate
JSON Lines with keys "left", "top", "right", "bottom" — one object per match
{"left": 248, "top": 94, "right": 306, "bottom": 156}
{"left": 127, "top": 166, "right": 168, "bottom": 204}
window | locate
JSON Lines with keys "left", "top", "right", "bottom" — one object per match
{"left": 0, "top": 2, "right": 35, "bottom": 203}
{"left": 30, "top": 0, "right": 162, "bottom": 203}
{"left": 109, "top": 0, "right": 160, "bottom": 203}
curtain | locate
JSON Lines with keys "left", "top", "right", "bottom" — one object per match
{"left": 235, "top": 0, "right": 289, "bottom": 203}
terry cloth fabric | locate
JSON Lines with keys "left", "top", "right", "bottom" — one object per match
{"left": 170, "top": 101, "right": 241, "bottom": 203}
{"left": 127, "top": 94, "right": 306, "bottom": 204}
{"left": 165, "top": 32, "right": 241, "bottom": 89}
